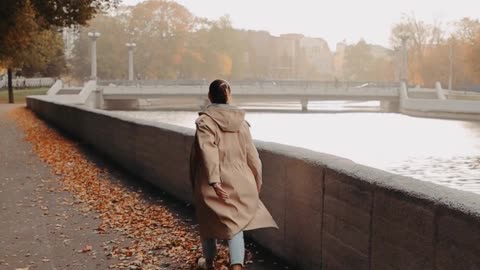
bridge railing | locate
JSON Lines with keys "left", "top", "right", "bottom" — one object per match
{"left": 98, "top": 79, "right": 400, "bottom": 90}
{"left": 454, "top": 84, "right": 480, "bottom": 93}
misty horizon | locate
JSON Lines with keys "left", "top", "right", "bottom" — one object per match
{"left": 121, "top": 0, "right": 479, "bottom": 50}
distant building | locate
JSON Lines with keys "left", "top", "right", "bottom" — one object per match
{"left": 298, "top": 36, "right": 334, "bottom": 79}
{"left": 369, "top": 44, "right": 392, "bottom": 59}
{"left": 272, "top": 34, "right": 298, "bottom": 79}
{"left": 246, "top": 32, "right": 334, "bottom": 80}
{"left": 245, "top": 31, "right": 274, "bottom": 79}
{"left": 275, "top": 34, "right": 334, "bottom": 79}
{"left": 333, "top": 42, "right": 346, "bottom": 78}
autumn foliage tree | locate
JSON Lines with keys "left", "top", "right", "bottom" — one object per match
{"left": 468, "top": 34, "right": 480, "bottom": 79}
{"left": 71, "top": 2, "right": 248, "bottom": 81}
{"left": 129, "top": 0, "right": 196, "bottom": 79}
{"left": 71, "top": 14, "right": 130, "bottom": 80}
{"left": 66, "top": 1, "right": 480, "bottom": 87}
{"left": 342, "top": 40, "right": 394, "bottom": 81}
{"left": 0, "top": 0, "right": 117, "bottom": 103}
{"left": 18, "top": 30, "right": 67, "bottom": 77}
{"left": 390, "top": 15, "right": 480, "bottom": 88}
{"left": 71, "top": 0, "right": 198, "bottom": 80}
{"left": 390, "top": 14, "right": 444, "bottom": 86}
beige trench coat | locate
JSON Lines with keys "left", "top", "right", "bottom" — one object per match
{"left": 189, "top": 104, "right": 278, "bottom": 240}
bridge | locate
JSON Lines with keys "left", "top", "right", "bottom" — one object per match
{"left": 97, "top": 80, "right": 400, "bottom": 112}
{"left": 41, "top": 79, "right": 480, "bottom": 120}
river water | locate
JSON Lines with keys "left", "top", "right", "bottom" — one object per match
{"left": 112, "top": 103, "right": 480, "bottom": 195}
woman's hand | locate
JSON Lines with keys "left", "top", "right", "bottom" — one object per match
{"left": 212, "top": 183, "right": 229, "bottom": 201}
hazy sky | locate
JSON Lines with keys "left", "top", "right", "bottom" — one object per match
{"left": 122, "top": 0, "right": 478, "bottom": 50}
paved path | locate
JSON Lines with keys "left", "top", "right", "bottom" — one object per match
{"left": 0, "top": 104, "right": 290, "bottom": 270}
{"left": 0, "top": 104, "right": 131, "bottom": 269}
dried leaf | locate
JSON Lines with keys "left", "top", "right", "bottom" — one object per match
{"left": 80, "top": 245, "right": 93, "bottom": 253}
{"left": 9, "top": 108, "right": 246, "bottom": 269}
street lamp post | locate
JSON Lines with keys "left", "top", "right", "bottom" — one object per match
{"left": 399, "top": 34, "right": 409, "bottom": 85}
{"left": 126, "top": 43, "right": 136, "bottom": 81}
{"left": 87, "top": 31, "right": 101, "bottom": 80}
{"left": 448, "top": 37, "right": 455, "bottom": 90}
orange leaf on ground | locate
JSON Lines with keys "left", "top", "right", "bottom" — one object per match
{"left": 9, "top": 108, "right": 242, "bottom": 270}
{"left": 81, "top": 245, "right": 93, "bottom": 253}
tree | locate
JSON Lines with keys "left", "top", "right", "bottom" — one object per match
{"left": 69, "top": 2, "right": 251, "bottom": 81}
{"left": 0, "top": 1, "right": 37, "bottom": 103}
{"left": 216, "top": 52, "right": 233, "bottom": 77}
{"left": 343, "top": 40, "right": 394, "bottom": 82}
{"left": 389, "top": 16, "right": 480, "bottom": 88}
{"left": 343, "top": 40, "right": 373, "bottom": 81}
{"left": 19, "top": 30, "right": 66, "bottom": 77}
{"left": 455, "top": 18, "right": 480, "bottom": 85}
{"left": 369, "top": 57, "right": 395, "bottom": 82}
{"left": 468, "top": 33, "right": 480, "bottom": 79}
{"left": 71, "top": 14, "right": 129, "bottom": 80}
{"left": 129, "top": 0, "right": 195, "bottom": 79}
{"left": 417, "top": 37, "right": 475, "bottom": 88}
{"left": 0, "top": 0, "right": 117, "bottom": 103}
{"left": 455, "top": 18, "right": 480, "bottom": 44}
{"left": 390, "top": 14, "right": 444, "bottom": 86}
{"left": 420, "top": 43, "right": 450, "bottom": 87}
{"left": 195, "top": 15, "right": 248, "bottom": 79}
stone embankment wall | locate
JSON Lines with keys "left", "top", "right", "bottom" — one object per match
{"left": 27, "top": 96, "right": 480, "bottom": 270}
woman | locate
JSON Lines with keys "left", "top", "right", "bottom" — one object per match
{"left": 190, "top": 79, "right": 278, "bottom": 270}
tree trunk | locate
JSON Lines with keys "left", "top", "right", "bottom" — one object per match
{"left": 7, "top": 68, "right": 14, "bottom": 104}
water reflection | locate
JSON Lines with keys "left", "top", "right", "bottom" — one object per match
{"left": 113, "top": 110, "right": 480, "bottom": 195}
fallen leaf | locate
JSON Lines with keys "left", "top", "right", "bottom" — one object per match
{"left": 80, "top": 245, "right": 93, "bottom": 253}
{"left": 8, "top": 108, "right": 239, "bottom": 269}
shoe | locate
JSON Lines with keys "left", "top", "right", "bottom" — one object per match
{"left": 196, "top": 257, "right": 207, "bottom": 269}
{"left": 196, "top": 257, "right": 214, "bottom": 270}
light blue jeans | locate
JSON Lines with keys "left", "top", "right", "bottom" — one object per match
{"left": 202, "top": 231, "right": 245, "bottom": 266}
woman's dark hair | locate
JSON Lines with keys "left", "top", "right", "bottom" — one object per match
{"left": 209, "top": 79, "right": 231, "bottom": 104}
